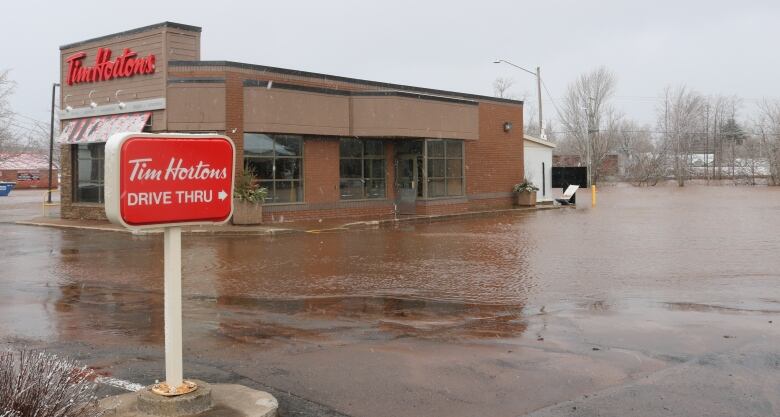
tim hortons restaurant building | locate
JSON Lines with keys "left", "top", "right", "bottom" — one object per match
{"left": 58, "top": 22, "right": 525, "bottom": 222}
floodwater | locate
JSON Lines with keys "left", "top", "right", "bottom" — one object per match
{"left": 1, "top": 185, "right": 780, "bottom": 416}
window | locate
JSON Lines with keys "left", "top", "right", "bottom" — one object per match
{"left": 340, "top": 138, "right": 386, "bottom": 200}
{"left": 244, "top": 133, "right": 303, "bottom": 203}
{"left": 426, "top": 139, "right": 463, "bottom": 197}
{"left": 73, "top": 143, "right": 105, "bottom": 203}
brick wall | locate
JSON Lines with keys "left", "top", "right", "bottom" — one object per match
{"left": 60, "top": 144, "right": 107, "bottom": 220}
{"left": 303, "top": 138, "right": 340, "bottom": 204}
{"left": 60, "top": 66, "right": 526, "bottom": 222}
{"left": 0, "top": 169, "right": 58, "bottom": 189}
{"left": 465, "top": 102, "right": 524, "bottom": 197}
{"left": 224, "top": 72, "right": 244, "bottom": 175}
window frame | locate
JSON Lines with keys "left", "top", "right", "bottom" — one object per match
{"left": 339, "top": 138, "right": 387, "bottom": 201}
{"left": 423, "top": 139, "right": 464, "bottom": 199}
{"left": 72, "top": 142, "right": 105, "bottom": 204}
{"left": 243, "top": 133, "right": 305, "bottom": 205}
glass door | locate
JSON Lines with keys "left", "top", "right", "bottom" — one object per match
{"left": 395, "top": 155, "right": 418, "bottom": 214}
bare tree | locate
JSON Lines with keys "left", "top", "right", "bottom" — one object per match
{"left": 492, "top": 77, "right": 515, "bottom": 99}
{"left": 614, "top": 119, "right": 654, "bottom": 177}
{"left": 558, "top": 66, "right": 619, "bottom": 184}
{"left": 756, "top": 99, "right": 780, "bottom": 185}
{"left": 659, "top": 86, "right": 706, "bottom": 186}
{"left": 0, "top": 70, "right": 16, "bottom": 161}
{"left": 0, "top": 70, "right": 54, "bottom": 167}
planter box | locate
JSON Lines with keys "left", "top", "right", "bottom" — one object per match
{"left": 513, "top": 191, "right": 537, "bottom": 207}
{"left": 231, "top": 200, "right": 263, "bottom": 225}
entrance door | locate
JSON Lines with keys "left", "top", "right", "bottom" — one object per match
{"left": 395, "top": 155, "right": 418, "bottom": 214}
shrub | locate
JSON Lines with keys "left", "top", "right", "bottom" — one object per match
{"left": 0, "top": 350, "right": 104, "bottom": 417}
{"left": 234, "top": 169, "right": 268, "bottom": 204}
{"left": 512, "top": 179, "right": 539, "bottom": 193}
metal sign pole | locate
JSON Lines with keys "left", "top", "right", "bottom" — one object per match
{"left": 163, "top": 226, "right": 183, "bottom": 390}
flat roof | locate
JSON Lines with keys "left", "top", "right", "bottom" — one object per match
{"left": 524, "top": 134, "right": 556, "bottom": 148}
{"left": 171, "top": 60, "right": 524, "bottom": 106}
{"left": 60, "top": 21, "right": 201, "bottom": 50}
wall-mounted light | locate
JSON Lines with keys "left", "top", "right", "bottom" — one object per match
{"left": 88, "top": 90, "right": 98, "bottom": 108}
{"left": 63, "top": 94, "right": 73, "bottom": 112}
{"left": 115, "top": 90, "right": 126, "bottom": 109}
{"left": 503, "top": 122, "right": 513, "bottom": 132}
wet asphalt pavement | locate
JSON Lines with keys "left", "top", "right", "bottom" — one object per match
{"left": 1, "top": 185, "right": 779, "bottom": 416}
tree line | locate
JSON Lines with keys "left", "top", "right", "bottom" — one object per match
{"left": 496, "top": 67, "right": 780, "bottom": 186}
{"left": 0, "top": 70, "right": 58, "bottom": 165}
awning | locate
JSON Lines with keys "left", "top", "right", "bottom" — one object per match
{"left": 57, "top": 112, "right": 150, "bottom": 144}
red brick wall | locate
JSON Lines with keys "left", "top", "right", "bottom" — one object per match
{"left": 60, "top": 65, "right": 526, "bottom": 222}
{"left": 385, "top": 141, "right": 396, "bottom": 202}
{"left": 303, "top": 138, "right": 340, "bottom": 204}
{"left": 0, "top": 169, "right": 58, "bottom": 189}
{"left": 465, "top": 102, "right": 524, "bottom": 196}
{"left": 224, "top": 71, "right": 245, "bottom": 175}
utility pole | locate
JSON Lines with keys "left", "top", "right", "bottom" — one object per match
{"left": 47, "top": 83, "right": 60, "bottom": 204}
{"left": 536, "top": 66, "right": 543, "bottom": 138}
{"left": 493, "top": 60, "right": 544, "bottom": 138}
{"left": 586, "top": 97, "right": 596, "bottom": 187}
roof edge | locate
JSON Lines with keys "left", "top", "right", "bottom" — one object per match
{"left": 524, "top": 134, "right": 556, "bottom": 148}
{"left": 170, "top": 60, "right": 524, "bottom": 106}
{"left": 60, "top": 22, "right": 201, "bottom": 50}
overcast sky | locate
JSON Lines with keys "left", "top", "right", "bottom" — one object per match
{"left": 3, "top": 0, "right": 779, "bottom": 133}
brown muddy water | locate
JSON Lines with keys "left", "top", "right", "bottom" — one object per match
{"left": 1, "top": 185, "right": 780, "bottom": 417}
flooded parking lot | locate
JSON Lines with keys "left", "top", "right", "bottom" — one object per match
{"left": 1, "top": 185, "right": 779, "bottom": 416}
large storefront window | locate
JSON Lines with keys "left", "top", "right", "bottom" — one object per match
{"left": 244, "top": 133, "right": 303, "bottom": 203}
{"left": 426, "top": 140, "right": 463, "bottom": 197}
{"left": 74, "top": 143, "right": 104, "bottom": 203}
{"left": 340, "top": 139, "right": 386, "bottom": 200}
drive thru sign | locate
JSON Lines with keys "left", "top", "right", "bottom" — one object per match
{"left": 105, "top": 133, "right": 235, "bottom": 228}
{"left": 105, "top": 133, "right": 235, "bottom": 395}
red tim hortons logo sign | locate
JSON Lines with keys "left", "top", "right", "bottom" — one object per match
{"left": 105, "top": 133, "right": 236, "bottom": 229}
{"left": 65, "top": 48, "right": 156, "bottom": 86}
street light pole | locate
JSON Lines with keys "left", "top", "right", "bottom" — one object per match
{"left": 493, "top": 59, "right": 544, "bottom": 138}
{"left": 47, "top": 83, "right": 60, "bottom": 204}
{"left": 536, "top": 66, "right": 543, "bottom": 138}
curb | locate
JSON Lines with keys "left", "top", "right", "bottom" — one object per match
{"left": 14, "top": 204, "right": 564, "bottom": 236}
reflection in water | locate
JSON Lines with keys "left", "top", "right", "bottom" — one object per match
{"left": 4, "top": 185, "right": 780, "bottom": 345}
{"left": 54, "top": 283, "right": 164, "bottom": 344}
{"left": 214, "top": 295, "right": 528, "bottom": 340}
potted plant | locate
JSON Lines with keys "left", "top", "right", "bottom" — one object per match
{"left": 512, "top": 179, "right": 539, "bottom": 207}
{"left": 231, "top": 169, "right": 268, "bottom": 225}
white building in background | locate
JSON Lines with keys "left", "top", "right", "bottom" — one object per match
{"left": 523, "top": 135, "right": 555, "bottom": 203}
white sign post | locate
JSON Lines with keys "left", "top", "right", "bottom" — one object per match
{"left": 105, "top": 133, "right": 235, "bottom": 396}
{"left": 164, "top": 226, "right": 184, "bottom": 391}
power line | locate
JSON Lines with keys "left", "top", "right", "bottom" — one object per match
{"left": 11, "top": 112, "right": 48, "bottom": 125}
{"left": 540, "top": 78, "right": 564, "bottom": 122}
{"left": 7, "top": 117, "right": 44, "bottom": 131}
{"left": 4, "top": 121, "right": 47, "bottom": 135}
{"left": 548, "top": 128, "right": 780, "bottom": 135}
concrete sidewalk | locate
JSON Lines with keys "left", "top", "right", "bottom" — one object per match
{"left": 521, "top": 341, "right": 779, "bottom": 417}
{"left": 15, "top": 205, "right": 562, "bottom": 236}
